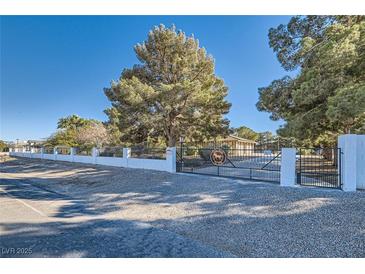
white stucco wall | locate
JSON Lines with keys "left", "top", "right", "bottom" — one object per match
{"left": 72, "top": 155, "right": 93, "bottom": 164}
{"left": 43, "top": 153, "right": 54, "bottom": 160}
{"left": 10, "top": 147, "right": 176, "bottom": 173}
{"left": 338, "top": 134, "right": 365, "bottom": 190}
{"left": 96, "top": 156, "right": 126, "bottom": 167}
{"left": 280, "top": 148, "right": 296, "bottom": 187}
{"left": 356, "top": 135, "right": 365, "bottom": 189}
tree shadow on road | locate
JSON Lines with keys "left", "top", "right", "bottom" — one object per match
{"left": 0, "top": 219, "right": 233, "bottom": 258}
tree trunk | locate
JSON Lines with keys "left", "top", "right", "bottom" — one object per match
{"left": 168, "top": 135, "right": 176, "bottom": 147}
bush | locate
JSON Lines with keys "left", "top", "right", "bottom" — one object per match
{"left": 199, "top": 148, "right": 213, "bottom": 161}
{"left": 185, "top": 146, "right": 198, "bottom": 156}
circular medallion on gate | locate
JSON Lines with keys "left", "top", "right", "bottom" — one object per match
{"left": 210, "top": 149, "right": 227, "bottom": 166}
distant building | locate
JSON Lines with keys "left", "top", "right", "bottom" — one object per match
{"left": 8, "top": 139, "right": 45, "bottom": 152}
{"left": 200, "top": 135, "right": 257, "bottom": 156}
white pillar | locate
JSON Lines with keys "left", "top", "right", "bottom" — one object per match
{"left": 41, "top": 147, "right": 44, "bottom": 159}
{"left": 70, "top": 147, "right": 75, "bottom": 162}
{"left": 123, "top": 148, "right": 130, "bottom": 159}
{"left": 92, "top": 147, "right": 98, "bottom": 164}
{"left": 53, "top": 147, "right": 57, "bottom": 161}
{"left": 122, "top": 148, "right": 130, "bottom": 168}
{"left": 356, "top": 135, "right": 365, "bottom": 189}
{"left": 338, "top": 134, "right": 357, "bottom": 191}
{"left": 166, "top": 147, "right": 176, "bottom": 173}
{"left": 280, "top": 148, "right": 296, "bottom": 187}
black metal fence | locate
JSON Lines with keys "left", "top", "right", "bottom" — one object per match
{"left": 177, "top": 146, "right": 281, "bottom": 183}
{"left": 56, "top": 147, "right": 71, "bottom": 155}
{"left": 130, "top": 147, "right": 166, "bottom": 159}
{"left": 74, "top": 147, "right": 92, "bottom": 156}
{"left": 43, "top": 147, "right": 54, "bottom": 154}
{"left": 296, "top": 148, "right": 341, "bottom": 189}
{"left": 98, "top": 147, "right": 123, "bottom": 158}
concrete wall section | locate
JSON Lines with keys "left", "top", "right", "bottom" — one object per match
{"left": 280, "top": 148, "right": 296, "bottom": 187}
{"left": 338, "top": 134, "right": 365, "bottom": 191}
{"left": 10, "top": 147, "right": 177, "bottom": 174}
{"left": 43, "top": 154, "right": 54, "bottom": 160}
{"left": 55, "top": 154, "right": 72, "bottom": 162}
{"left": 73, "top": 155, "right": 94, "bottom": 164}
{"left": 96, "top": 156, "right": 126, "bottom": 167}
{"left": 356, "top": 135, "right": 365, "bottom": 189}
{"left": 127, "top": 158, "right": 170, "bottom": 172}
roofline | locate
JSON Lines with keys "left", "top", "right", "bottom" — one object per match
{"left": 226, "top": 135, "right": 257, "bottom": 144}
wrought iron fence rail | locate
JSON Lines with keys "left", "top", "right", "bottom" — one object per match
{"left": 176, "top": 146, "right": 281, "bottom": 183}
{"left": 296, "top": 147, "right": 341, "bottom": 189}
{"left": 130, "top": 147, "right": 166, "bottom": 160}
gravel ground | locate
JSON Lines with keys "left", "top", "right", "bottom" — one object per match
{"left": 1, "top": 157, "right": 365, "bottom": 257}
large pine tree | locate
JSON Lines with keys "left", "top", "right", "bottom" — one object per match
{"left": 257, "top": 16, "right": 365, "bottom": 145}
{"left": 104, "top": 25, "right": 231, "bottom": 147}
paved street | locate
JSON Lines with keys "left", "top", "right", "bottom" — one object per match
{"left": 0, "top": 177, "right": 231, "bottom": 258}
{"left": 1, "top": 157, "right": 365, "bottom": 257}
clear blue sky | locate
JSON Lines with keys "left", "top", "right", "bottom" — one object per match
{"left": 1, "top": 16, "right": 293, "bottom": 141}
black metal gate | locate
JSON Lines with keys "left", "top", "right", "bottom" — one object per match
{"left": 296, "top": 148, "right": 342, "bottom": 189}
{"left": 176, "top": 146, "right": 281, "bottom": 183}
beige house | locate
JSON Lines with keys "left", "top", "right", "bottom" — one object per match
{"left": 217, "top": 135, "right": 256, "bottom": 150}
{"left": 201, "top": 135, "right": 257, "bottom": 156}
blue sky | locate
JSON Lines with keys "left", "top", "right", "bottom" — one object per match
{"left": 0, "top": 16, "right": 293, "bottom": 141}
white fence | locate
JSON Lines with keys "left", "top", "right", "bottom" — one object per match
{"left": 10, "top": 147, "right": 176, "bottom": 173}
{"left": 280, "top": 134, "right": 365, "bottom": 191}
{"left": 338, "top": 134, "right": 365, "bottom": 191}
{"left": 9, "top": 134, "right": 365, "bottom": 191}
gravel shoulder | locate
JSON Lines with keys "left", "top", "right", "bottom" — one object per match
{"left": 1, "top": 157, "right": 365, "bottom": 257}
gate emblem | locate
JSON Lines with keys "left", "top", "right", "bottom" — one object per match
{"left": 210, "top": 149, "right": 227, "bottom": 165}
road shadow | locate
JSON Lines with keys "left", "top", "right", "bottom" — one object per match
{"left": 0, "top": 219, "right": 233, "bottom": 258}
{"left": 1, "top": 157, "right": 365, "bottom": 257}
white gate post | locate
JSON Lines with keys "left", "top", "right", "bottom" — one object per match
{"left": 357, "top": 135, "right": 365, "bottom": 189}
{"left": 70, "top": 147, "right": 75, "bottom": 162}
{"left": 338, "top": 134, "right": 357, "bottom": 191}
{"left": 123, "top": 148, "right": 130, "bottom": 168}
{"left": 280, "top": 148, "right": 296, "bottom": 187}
{"left": 92, "top": 147, "right": 98, "bottom": 164}
{"left": 166, "top": 147, "right": 176, "bottom": 173}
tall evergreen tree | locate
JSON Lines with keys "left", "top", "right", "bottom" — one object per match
{"left": 232, "top": 126, "right": 260, "bottom": 141}
{"left": 104, "top": 25, "right": 231, "bottom": 146}
{"left": 257, "top": 16, "right": 365, "bottom": 145}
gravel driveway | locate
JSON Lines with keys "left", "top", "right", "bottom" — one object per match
{"left": 1, "top": 157, "right": 365, "bottom": 257}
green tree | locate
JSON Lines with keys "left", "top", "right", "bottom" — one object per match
{"left": 257, "top": 16, "right": 365, "bottom": 145}
{"left": 0, "top": 140, "right": 8, "bottom": 152}
{"left": 232, "top": 126, "right": 259, "bottom": 141}
{"left": 104, "top": 25, "right": 231, "bottom": 147}
{"left": 46, "top": 115, "right": 110, "bottom": 147}
{"left": 57, "top": 114, "right": 97, "bottom": 130}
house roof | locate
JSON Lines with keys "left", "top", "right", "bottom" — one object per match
{"left": 221, "top": 135, "right": 257, "bottom": 144}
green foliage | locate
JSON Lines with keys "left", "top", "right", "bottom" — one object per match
{"left": 0, "top": 140, "right": 8, "bottom": 152}
{"left": 257, "top": 16, "right": 365, "bottom": 145}
{"left": 199, "top": 148, "right": 213, "bottom": 161}
{"left": 104, "top": 25, "right": 231, "bottom": 146}
{"left": 185, "top": 146, "right": 198, "bottom": 156}
{"left": 45, "top": 129, "right": 79, "bottom": 147}
{"left": 232, "top": 126, "right": 259, "bottom": 141}
{"left": 46, "top": 115, "right": 110, "bottom": 148}
{"left": 326, "top": 83, "right": 365, "bottom": 133}
{"left": 57, "top": 114, "right": 97, "bottom": 130}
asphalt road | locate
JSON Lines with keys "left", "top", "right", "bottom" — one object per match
{"left": 2, "top": 157, "right": 365, "bottom": 258}
{"left": 0, "top": 177, "right": 232, "bottom": 258}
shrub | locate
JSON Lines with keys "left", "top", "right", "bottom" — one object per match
{"left": 199, "top": 148, "right": 213, "bottom": 161}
